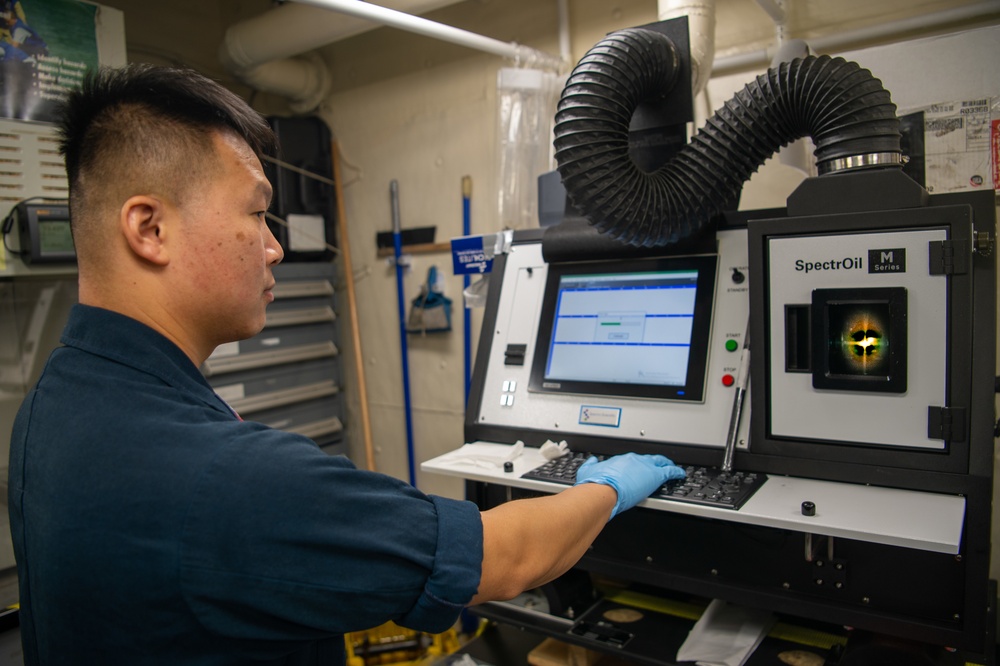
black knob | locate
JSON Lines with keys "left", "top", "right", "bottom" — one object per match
{"left": 503, "top": 461, "right": 514, "bottom": 473}
{"left": 801, "top": 501, "right": 816, "bottom": 516}
{"left": 731, "top": 268, "right": 746, "bottom": 284}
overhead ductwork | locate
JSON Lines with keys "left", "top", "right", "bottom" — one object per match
{"left": 712, "top": 0, "right": 1000, "bottom": 75}
{"left": 226, "top": 52, "right": 332, "bottom": 115}
{"left": 218, "top": 1, "right": 467, "bottom": 111}
{"left": 657, "top": 0, "right": 716, "bottom": 96}
{"left": 219, "top": 0, "right": 564, "bottom": 111}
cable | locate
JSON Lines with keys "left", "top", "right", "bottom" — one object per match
{"left": 2, "top": 231, "right": 27, "bottom": 257}
{"left": 262, "top": 152, "right": 363, "bottom": 188}
{"left": 261, "top": 155, "right": 337, "bottom": 186}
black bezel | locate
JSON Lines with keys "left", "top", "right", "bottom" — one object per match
{"left": 528, "top": 254, "right": 717, "bottom": 402}
{"left": 17, "top": 202, "right": 76, "bottom": 264}
{"left": 811, "top": 286, "right": 908, "bottom": 393}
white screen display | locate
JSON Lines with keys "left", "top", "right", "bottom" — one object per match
{"left": 544, "top": 271, "right": 698, "bottom": 386}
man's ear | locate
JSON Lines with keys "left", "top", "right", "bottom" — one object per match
{"left": 120, "top": 195, "right": 171, "bottom": 266}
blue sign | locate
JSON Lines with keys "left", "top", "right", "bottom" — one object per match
{"left": 451, "top": 235, "right": 493, "bottom": 275}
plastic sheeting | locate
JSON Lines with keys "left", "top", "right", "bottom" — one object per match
{"left": 495, "top": 67, "right": 562, "bottom": 229}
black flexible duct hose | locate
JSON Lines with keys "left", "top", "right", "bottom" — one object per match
{"left": 553, "top": 28, "right": 904, "bottom": 247}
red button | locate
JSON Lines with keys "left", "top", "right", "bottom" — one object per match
{"left": 722, "top": 374, "right": 735, "bottom": 387}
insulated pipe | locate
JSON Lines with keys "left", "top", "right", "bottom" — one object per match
{"left": 755, "top": 0, "right": 786, "bottom": 26}
{"left": 657, "top": 0, "right": 716, "bottom": 96}
{"left": 219, "top": 0, "right": 564, "bottom": 108}
{"left": 233, "top": 54, "right": 332, "bottom": 114}
{"left": 553, "top": 28, "right": 904, "bottom": 247}
{"left": 557, "top": 0, "right": 571, "bottom": 65}
{"left": 219, "top": 1, "right": 459, "bottom": 108}
{"left": 712, "top": 0, "right": 1000, "bottom": 76}
{"left": 292, "top": 0, "right": 565, "bottom": 70}
{"left": 220, "top": 3, "right": 362, "bottom": 72}
{"left": 755, "top": 0, "right": 788, "bottom": 45}
{"left": 219, "top": 0, "right": 462, "bottom": 71}
{"left": 807, "top": 1, "right": 998, "bottom": 53}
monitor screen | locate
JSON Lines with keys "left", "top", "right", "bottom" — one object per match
{"left": 529, "top": 254, "right": 717, "bottom": 402}
{"left": 16, "top": 201, "right": 76, "bottom": 264}
{"left": 37, "top": 219, "right": 75, "bottom": 254}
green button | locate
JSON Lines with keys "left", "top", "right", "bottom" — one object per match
{"left": 725, "top": 339, "right": 739, "bottom": 352}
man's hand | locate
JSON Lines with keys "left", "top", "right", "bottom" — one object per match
{"left": 574, "top": 453, "right": 686, "bottom": 519}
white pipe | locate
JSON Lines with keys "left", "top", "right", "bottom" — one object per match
{"left": 220, "top": 1, "right": 464, "bottom": 72}
{"left": 291, "top": 0, "right": 564, "bottom": 70}
{"left": 557, "top": 0, "right": 571, "bottom": 65}
{"left": 713, "top": 0, "right": 1000, "bottom": 75}
{"left": 221, "top": 3, "right": 359, "bottom": 72}
{"left": 754, "top": 0, "right": 785, "bottom": 26}
{"left": 658, "top": 0, "right": 717, "bottom": 96}
{"left": 219, "top": 1, "right": 457, "bottom": 108}
{"left": 809, "top": 0, "right": 998, "bottom": 52}
{"left": 220, "top": 0, "right": 565, "bottom": 109}
{"left": 237, "top": 54, "right": 332, "bottom": 114}
{"left": 755, "top": 0, "right": 786, "bottom": 45}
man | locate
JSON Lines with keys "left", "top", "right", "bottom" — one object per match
{"left": 8, "top": 64, "right": 685, "bottom": 665}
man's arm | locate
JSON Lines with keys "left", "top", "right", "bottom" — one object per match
{"left": 470, "top": 453, "right": 685, "bottom": 604}
{"left": 471, "top": 483, "right": 616, "bottom": 604}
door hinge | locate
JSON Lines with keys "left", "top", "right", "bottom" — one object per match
{"left": 929, "top": 239, "right": 969, "bottom": 275}
{"left": 927, "top": 406, "right": 967, "bottom": 442}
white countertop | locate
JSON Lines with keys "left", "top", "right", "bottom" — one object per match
{"left": 422, "top": 441, "right": 966, "bottom": 555}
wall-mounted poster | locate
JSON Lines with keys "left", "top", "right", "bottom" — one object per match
{"left": 0, "top": 0, "right": 99, "bottom": 124}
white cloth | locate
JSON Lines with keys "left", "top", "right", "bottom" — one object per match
{"left": 675, "top": 599, "right": 774, "bottom": 666}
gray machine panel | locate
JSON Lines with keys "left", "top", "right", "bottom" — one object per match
{"left": 474, "top": 229, "right": 750, "bottom": 451}
{"left": 766, "top": 228, "right": 948, "bottom": 449}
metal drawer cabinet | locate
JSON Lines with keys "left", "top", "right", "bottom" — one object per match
{"left": 202, "top": 262, "right": 346, "bottom": 453}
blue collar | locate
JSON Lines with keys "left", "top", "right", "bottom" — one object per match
{"left": 60, "top": 304, "right": 236, "bottom": 418}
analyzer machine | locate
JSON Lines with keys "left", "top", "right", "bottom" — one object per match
{"left": 426, "top": 18, "right": 997, "bottom": 666}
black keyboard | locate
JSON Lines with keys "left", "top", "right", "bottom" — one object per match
{"left": 520, "top": 452, "right": 766, "bottom": 510}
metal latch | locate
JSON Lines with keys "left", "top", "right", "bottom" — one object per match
{"left": 974, "top": 231, "right": 994, "bottom": 258}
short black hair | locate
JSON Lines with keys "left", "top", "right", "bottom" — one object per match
{"left": 56, "top": 64, "right": 277, "bottom": 261}
{"left": 59, "top": 64, "right": 276, "bottom": 186}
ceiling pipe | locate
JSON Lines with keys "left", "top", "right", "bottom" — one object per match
{"left": 754, "top": 0, "right": 786, "bottom": 26}
{"left": 237, "top": 53, "right": 332, "bottom": 114}
{"left": 755, "top": 0, "right": 787, "bottom": 45}
{"left": 220, "top": 1, "right": 461, "bottom": 109}
{"left": 657, "top": 0, "right": 716, "bottom": 96}
{"left": 291, "top": 0, "right": 564, "bottom": 70}
{"left": 557, "top": 0, "right": 571, "bottom": 65}
{"left": 220, "top": 0, "right": 565, "bottom": 110}
{"left": 712, "top": 0, "right": 1000, "bottom": 76}
{"left": 221, "top": 2, "right": 399, "bottom": 72}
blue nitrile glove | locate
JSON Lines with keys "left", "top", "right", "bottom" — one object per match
{"left": 574, "top": 453, "right": 686, "bottom": 520}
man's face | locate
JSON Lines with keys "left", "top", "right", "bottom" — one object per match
{"left": 175, "top": 131, "right": 283, "bottom": 347}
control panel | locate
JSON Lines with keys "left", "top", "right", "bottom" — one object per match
{"left": 473, "top": 227, "right": 751, "bottom": 453}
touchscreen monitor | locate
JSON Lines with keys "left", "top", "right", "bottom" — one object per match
{"left": 529, "top": 254, "right": 717, "bottom": 402}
